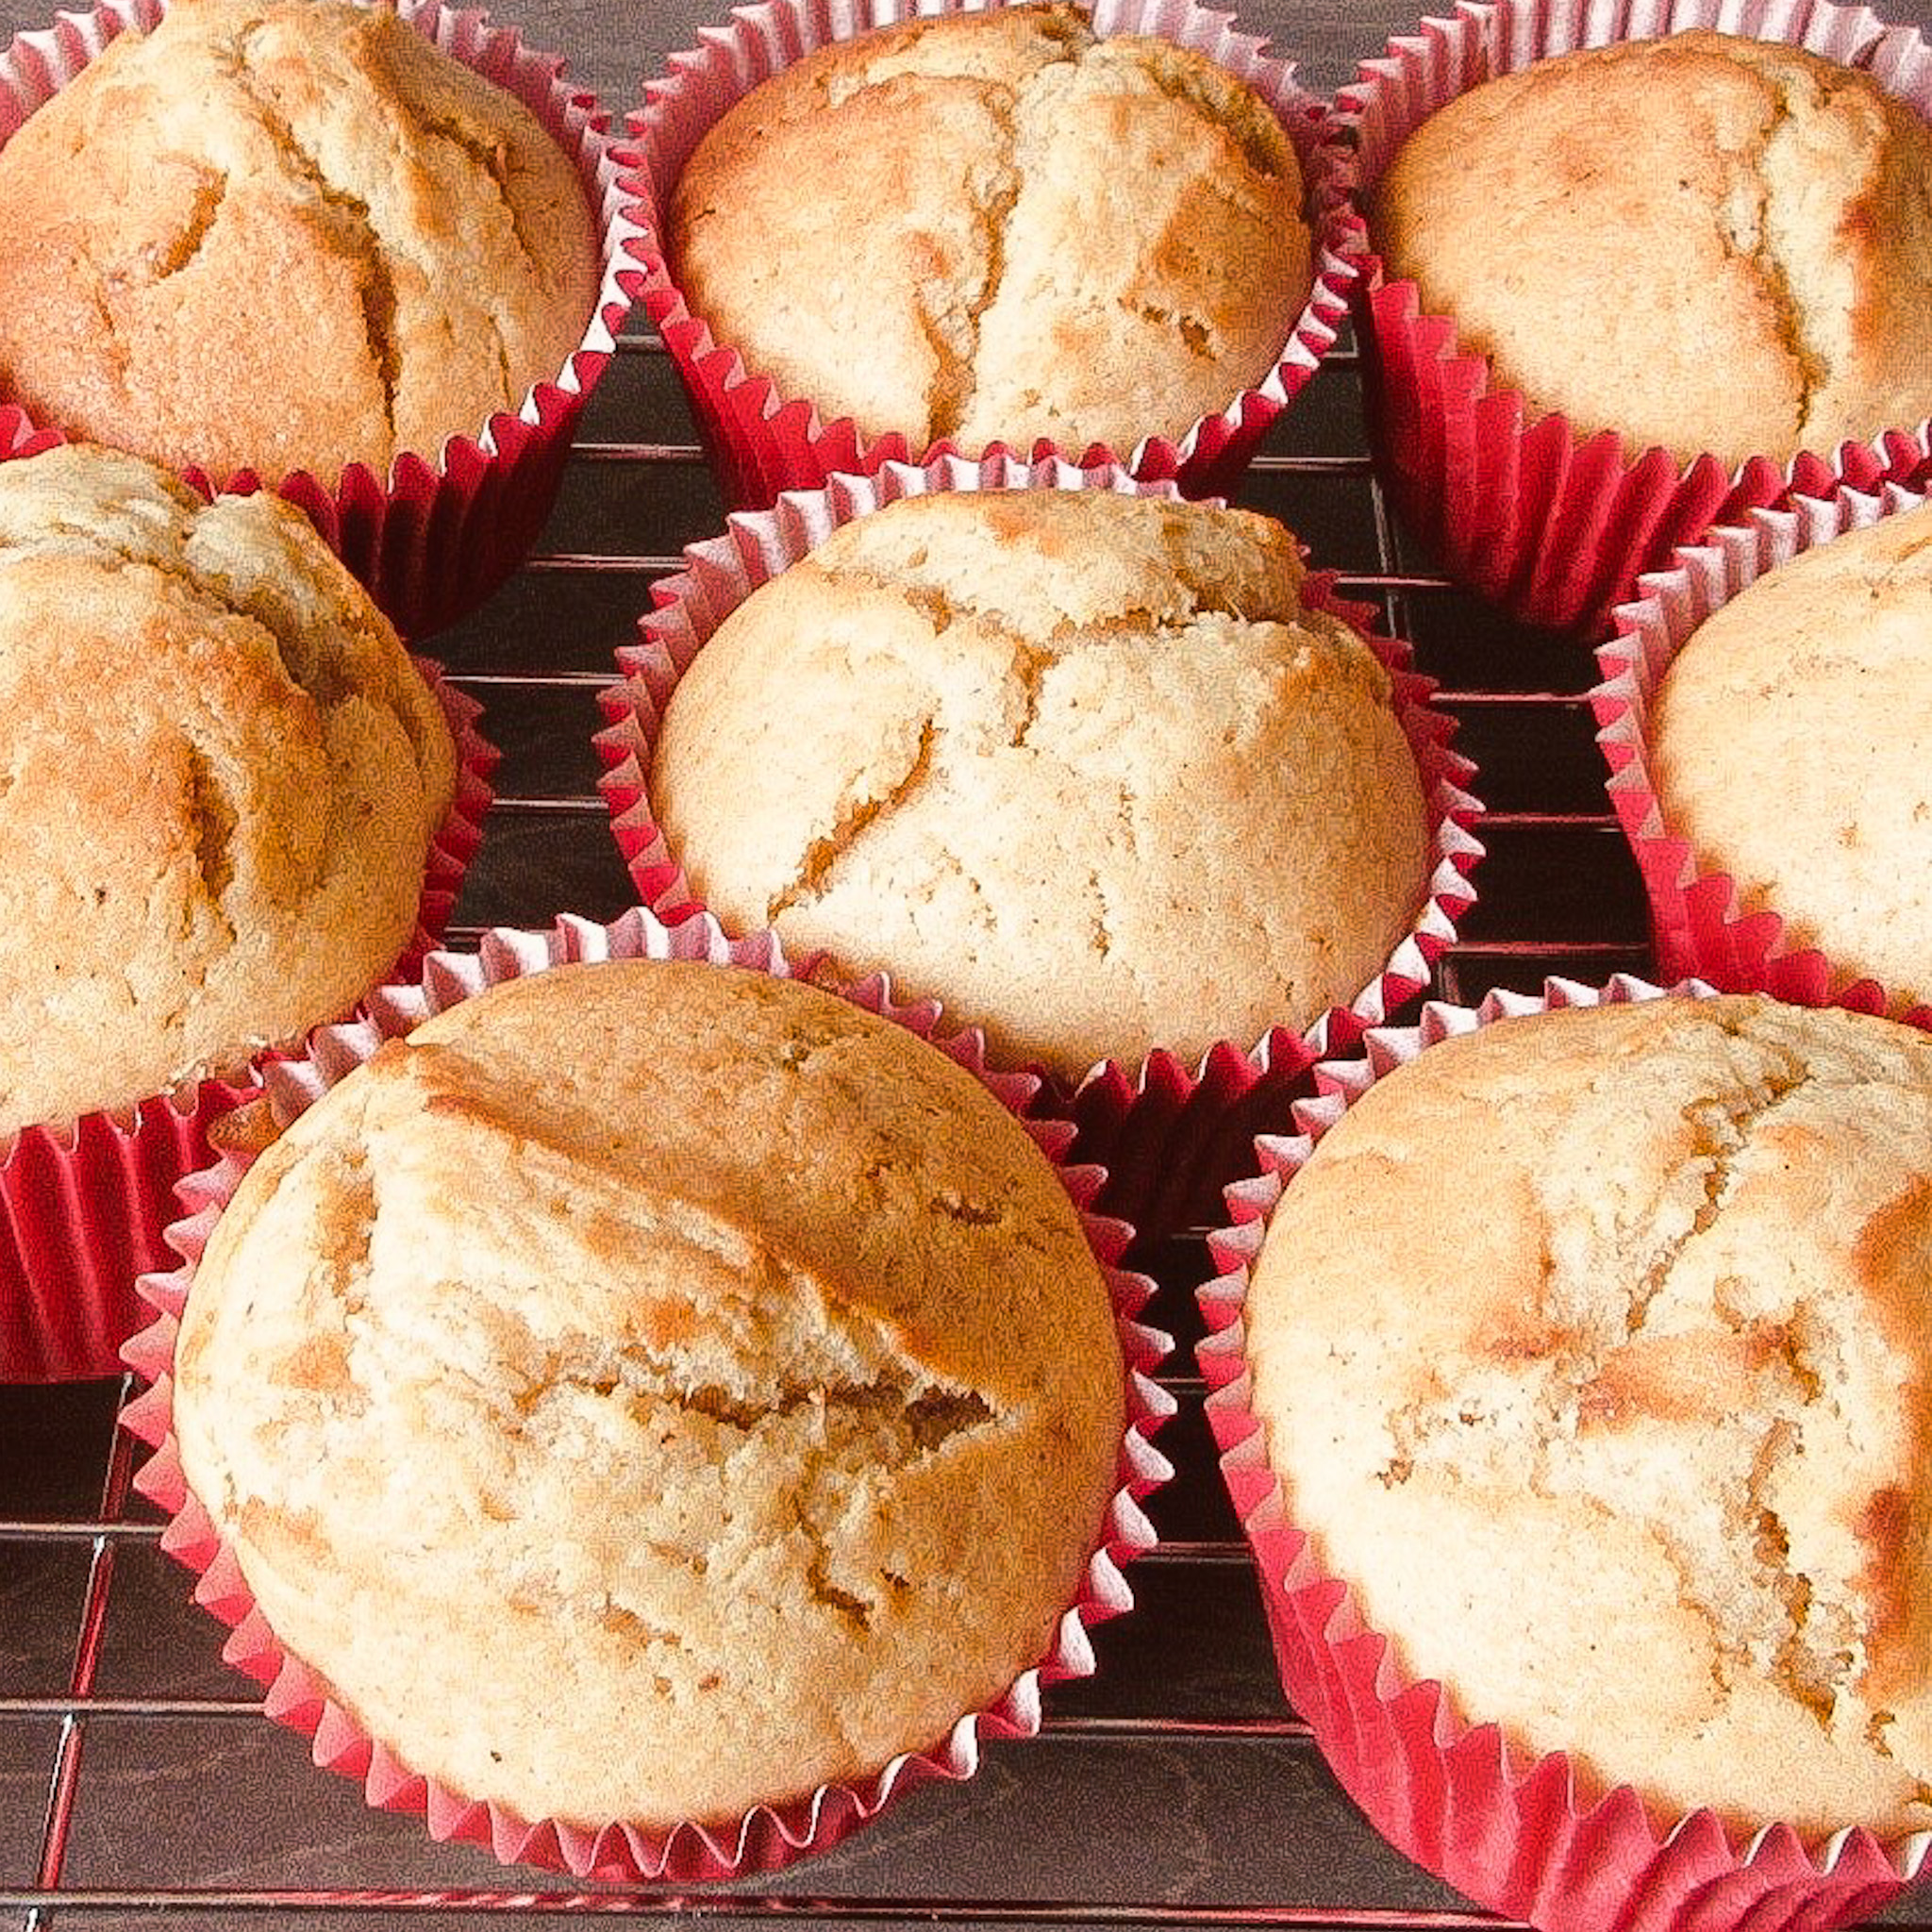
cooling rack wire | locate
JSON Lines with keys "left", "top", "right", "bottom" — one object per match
{"left": 4, "top": 321, "right": 1867, "bottom": 1932}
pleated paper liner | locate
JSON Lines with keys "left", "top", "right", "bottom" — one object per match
{"left": 592, "top": 451, "right": 1485, "bottom": 1250}
{"left": 1594, "top": 478, "right": 1932, "bottom": 1028}
{"left": 119, "top": 905, "right": 1174, "bottom": 1882}
{"left": 1198, "top": 972, "right": 1932, "bottom": 1932}
{"left": 1337, "top": 0, "right": 1932, "bottom": 639}
{"left": 0, "top": 661, "right": 495, "bottom": 1383}
{"left": 0, "top": 0, "right": 645, "bottom": 641}
{"left": 622, "top": 0, "right": 1364, "bottom": 511}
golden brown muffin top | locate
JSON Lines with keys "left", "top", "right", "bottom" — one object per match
{"left": 670, "top": 3, "right": 1312, "bottom": 456}
{"left": 0, "top": 442, "right": 455, "bottom": 1131}
{"left": 1248, "top": 992, "right": 1932, "bottom": 1837}
{"left": 1372, "top": 30, "right": 1932, "bottom": 467}
{"left": 651, "top": 489, "right": 1430, "bottom": 1074}
{"left": 1653, "top": 504, "right": 1932, "bottom": 1008}
{"left": 0, "top": 0, "right": 599, "bottom": 486}
{"left": 174, "top": 958, "right": 1126, "bottom": 1828}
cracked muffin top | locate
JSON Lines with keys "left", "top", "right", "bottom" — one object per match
{"left": 1653, "top": 502, "right": 1932, "bottom": 1008}
{"left": 0, "top": 0, "right": 599, "bottom": 488}
{"left": 1244, "top": 991, "right": 1932, "bottom": 1838}
{"left": 171, "top": 956, "right": 1126, "bottom": 1829}
{"left": 1369, "top": 30, "right": 1932, "bottom": 468}
{"left": 650, "top": 487, "right": 1431, "bottom": 1078}
{"left": 0, "top": 441, "right": 456, "bottom": 1133}
{"left": 666, "top": 2, "right": 1313, "bottom": 458}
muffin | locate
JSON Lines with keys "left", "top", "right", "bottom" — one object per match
{"left": 635, "top": 0, "right": 1349, "bottom": 508}
{"left": 635, "top": 484, "right": 1440, "bottom": 1080}
{"left": 1339, "top": 0, "right": 1932, "bottom": 633}
{"left": 162, "top": 946, "right": 1134, "bottom": 1851}
{"left": 1597, "top": 484, "right": 1932, "bottom": 1015}
{"left": 0, "top": 0, "right": 598, "bottom": 487}
{"left": 0, "top": 439, "right": 467, "bottom": 1379}
{"left": 0, "top": 0, "right": 628, "bottom": 634}
{"left": 1203, "top": 983, "right": 1932, "bottom": 1932}
{"left": 0, "top": 442, "right": 457, "bottom": 1128}
{"left": 1373, "top": 32, "right": 1932, "bottom": 470}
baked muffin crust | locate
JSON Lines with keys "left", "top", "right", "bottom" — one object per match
{"left": 649, "top": 488, "right": 1431, "bottom": 1075}
{"left": 1246, "top": 993, "right": 1932, "bottom": 1836}
{"left": 1371, "top": 30, "right": 1932, "bottom": 467}
{"left": 1653, "top": 503, "right": 1932, "bottom": 1006}
{"left": 172, "top": 958, "right": 1126, "bottom": 1829}
{"left": 0, "top": 442, "right": 456, "bottom": 1131}
{"left": 0, "top": 0, "right": 600, "bottom": 485}
{"left": 668, "top": 3, "right": 1313, "bottom": 456}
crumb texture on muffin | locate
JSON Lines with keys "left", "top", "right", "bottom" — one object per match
{"left": 668, "top": 3, "right": 1313, "bottom": 455}
{"left": 1245, "top": 993, "right": 1932, "bottom": 1837}
{"left": 0, "top": 0, "right": 599, "bottom": 485}
{"left": 171, "top": 958, "right": 1125, "bottom": 1830}
{"left": 650, "top": 489, "right": 1429, "bottom": 1075}
{"left": 0, "top": 442, "right": 456, "bottom": 1131}
{"left": 1653, "top": 503, "right": 1932, "bottom": 1005}
{"left": 1371, "top": 30, "right": 1932, "bottom": 466}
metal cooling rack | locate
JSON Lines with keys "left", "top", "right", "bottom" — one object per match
{"left": 3, "top": 0, "right": 1929, "bottom": 1916}
{"left": 0, "top": 322, "right": 1810, "bottom": 1932}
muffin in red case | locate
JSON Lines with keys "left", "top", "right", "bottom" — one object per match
{"left": 1337, "top": 0, "right": 1932, "bottom": 638}
{"left": 623, "top": 0, "right": 1363, "bottom": 510}
{"left": 0, "top": 691, "right": 488, "bottom": 1384}
{"left": 592, "top": 452, "right": 1483, "bottom": 1243}
{"left": 1199, "top": 973, "right": 1932, "bottom": 1932}
{"left": 1593, "top": 480, "right": 1932, "bottom": 1024}
{"left": 0, "top": 0, "right": 645, "bottom": 641}
{"left": 0, "top": 437, "right": 495, "bottom": 1382}
{"left": 119, "top": 906, "right": 1172, "bottom": 1882}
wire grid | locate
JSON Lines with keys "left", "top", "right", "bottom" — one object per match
{"left": 0, "top": 325, "right": 1890, "bottom": 1932}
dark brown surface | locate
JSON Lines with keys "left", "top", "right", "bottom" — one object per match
{"left": 4, "top": 0, "right": 1932, "bottom": 1925}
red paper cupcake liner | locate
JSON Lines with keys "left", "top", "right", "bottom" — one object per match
{"left": 622, "top": 0, "right": 1364, "bottom": 510}
{"left": 1593, "top": 479, "right": 1932, "bottom": 1027}
{"left": 0, "top": 661, "right": 496, "bottom": 1384}
{"left": 591, "top": 451, "right": 1484, "bottom": 1243}
{"left": 119, "top": 904, "right": 1174, "bottom": 1882}
{"left": 1197, "top": 972, "right": 1932, "bottom": 1932}
{"left": 0, "top": 0, "right": 646, "bottom": 642}
{"left": 1337, "top": 0, "right": 1932, "bottom": 639}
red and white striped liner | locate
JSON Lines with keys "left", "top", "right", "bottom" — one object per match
{"left": 1593, "top": 478, "right": 1932, "bottom": 1024}
{"left": 622, "top": 0, "right": 1363, "bottom": 510}
{"left": 1198, "top": 973, "right": 1931, "bottom": 1932}
{"left": 0, "top": 0, "right": 646, "bottom": 641}
{"left": 119, "top": 905, "right": 1174, "bottom": 1882}
{"left": 591, "top": 452, "right": 1484, "bottom": 1243}
{"left": 1335, "top": 0, "right": 1932, "bottom": 638}
{"left": 0, "top": 657, "right": 494, "bottom": 1384}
